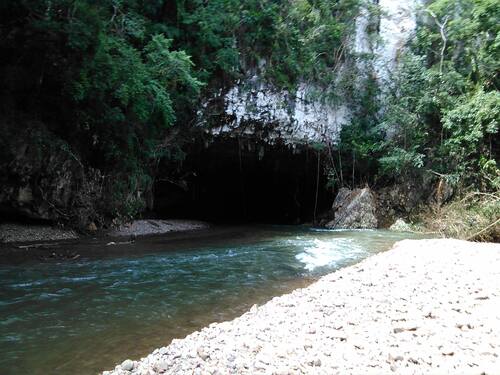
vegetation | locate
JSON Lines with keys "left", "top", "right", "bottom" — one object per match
{"left": 323, "top": 0, "right": 499, "bottom": 240}
{"left": 377, "top": 0, "right": 499, "bottom": 236}
{"left": 0, "top": 0, "right": 363, "bottom": 225}
{"left": 0, "top": 0, "right": 498, "bottom": 235}
{"left": 333, "top": 0, "right": 499, "bottom": 193}
{"left": 418, "top": 192, "right": 500, "bottom": 242}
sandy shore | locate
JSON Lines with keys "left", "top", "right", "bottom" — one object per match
{"left": 105, "top": 239, "right": 500, "bottom": 375}
{"left": 0, "top": 219, "right": 209, "bottom": 244}
{"left": 108, "top": 220, "right": 210, "bottom": 238}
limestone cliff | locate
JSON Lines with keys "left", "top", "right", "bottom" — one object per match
{"left": 198, "top": 0, "right": 421, "bottom": 145}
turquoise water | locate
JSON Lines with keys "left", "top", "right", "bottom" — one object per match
{"left": 0, "top": 226, "right": 421, "bottom": 374}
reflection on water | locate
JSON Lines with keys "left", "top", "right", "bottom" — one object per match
{"left": 0, "top": 226, "right": 423, "bottom": 374}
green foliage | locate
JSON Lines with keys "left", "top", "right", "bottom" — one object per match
{"left": 0, "top": 0, "right": 203, "bottom": 220}
{"left": 262, "top": 0, "right": 361, "bottom": 90}
{"left": 479, "top": 157, "right": 500, "bottom": 190}
{"left": 442, "top": 90, "right": 499, "bottom": 178}
{"left": 70, "top": 30, "right": 202, "bottom": 218}
{"left": 423, "top": 0, "right": 499, "bottom": 87}
{"left": 378, "top": 148, "right": 425, "bottom": 178}
{"left": 0, "top": 0, "right": 366, "bottom": 221}
{"left": 1, "top": 0, "right": 497, "bottom": 224}
{"left": 334, "top": 72, "right": 382, "bottom": 187}
{"left": 374, "top": 0, "right": 499, "bottom": 192}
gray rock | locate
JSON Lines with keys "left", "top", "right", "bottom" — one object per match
{"left": 159, "top": 347, "right": 168, "bottom": 355}
{"left": 326, "top": 187, "right": 378, "bottom": 229}
{"left": 431, "top": 178, "right": 454, "bottom": 206}
{"left": 332, "top": 187, "right": 352, "bottom": 211}
{"left": 0, "top": 223, "right": 79, "bottom": 243}
{"left": 311, "top": 358, "right": 322, "bottom": 366}
{"left": 109, "top": 220, "right": 209, "bottom": 238}
{"left": 0, "top": 122, "right": 106, "bottom": 228}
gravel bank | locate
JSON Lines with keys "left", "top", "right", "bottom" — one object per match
{"left": 109, "top": 220, "right": 209, "bottom": 238}
{"left": 105, "top": 239, "right": 500, "bottom": 375}
{"left": 0, "top": 223, "right": 79, "bottom": 243}
{"left": 0, "top": 219, "right": 208, "bottom": 243}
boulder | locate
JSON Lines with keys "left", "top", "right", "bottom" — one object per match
{"left": 376, "top": 176, "right": 448, "bottom": 228}
{"left": 389, "top": 218, "right": 412, "bottom": 232}
{"left": 325, "top": 187, "right": 378, "bottom": 229}
{"left": 332, "top": 187, "right": 352, "bottom": 211}
{"left": 376, "top": 180, "right": 430, "bottom": 227}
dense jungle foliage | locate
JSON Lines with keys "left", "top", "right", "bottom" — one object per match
{"left": 0, "top": 0, "right": 498, "bottom": 228}
{"left": 339, "top": 0, "right": 499, "bottom": 193}
{"left": 0, "top": 0, "right": 361, "bottom": 223}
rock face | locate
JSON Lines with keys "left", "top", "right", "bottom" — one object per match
{"left": 376, "top": 177, "right": 449, "bottom": 228}
{"left": 202, "top": 80, "right": 348, "bottom": 145}
{"left": 430, "top": 178, "right": 454, "bottom": 206}
{"left": 325, "top": 187, "right": 378, "bottom": 229}
{"left": 375, "top": 0, "right": 421, "bottom": 83}
{"left": 198, "top": 0, "right": 422, "bottom": 146}
{"left": 0, "top": 121, "right": 104, "bottom": 228}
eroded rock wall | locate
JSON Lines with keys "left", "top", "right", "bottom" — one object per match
{"left": 199, "top": 0, "right": 421, "bottom": 145}
{"left": 0, "top": 121, "right": 104, "bottom": 228}
{"left": 210, "top": 82, "right": 349, "bottom": 145}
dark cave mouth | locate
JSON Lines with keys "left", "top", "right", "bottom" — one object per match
{"left": 154, "top": 137, "right": 332, "bottom": 224}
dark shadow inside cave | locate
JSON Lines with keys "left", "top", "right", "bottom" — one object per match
{"left": 154, "top": 137, "right": 332, "bottom": 224}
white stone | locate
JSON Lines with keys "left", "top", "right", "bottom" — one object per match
{"left": 120, "top": 359, "right": 134, "bottom": 372}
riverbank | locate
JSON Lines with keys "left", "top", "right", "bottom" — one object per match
{"left": 109, "top": 220, "right": 209, "bottom": 238}
{"left": 0, "top": 223, "right": 79, "bottom": 243}
{"left": 106, "top": 238, "right": 500, "bottom": 375}
{"left": 0, "top": 219, "right": 209, "bottom": 244}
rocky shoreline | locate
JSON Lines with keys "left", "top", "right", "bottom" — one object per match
{"left": 105, "top": 239, "right": 500, "bottom": 375}
{"left": 0, "top": 223, "right": 79, "bottom": 243}
{"left": 109, "top": 220, "right": 209, "bottom": 238}
{"left": 0, "top": 219, "right": 209, "bottom": 244}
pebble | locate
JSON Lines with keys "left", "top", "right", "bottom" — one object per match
{"left": 121, "top": 359, "right": 134, "bottom": 371}
{"left": 154, "top": 360, "right": 170, "bottom": 372}
{"left": 197, "top": 346, "right": 209, "bottom": 361}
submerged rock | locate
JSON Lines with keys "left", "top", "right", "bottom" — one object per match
{"left": 325, "top": 187, "right": 378, "bottom": 229}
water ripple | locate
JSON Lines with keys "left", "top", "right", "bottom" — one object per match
{"left": 0, "top": 227, "right": 423, "bottom": 375}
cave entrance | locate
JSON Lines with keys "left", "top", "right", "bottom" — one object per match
{"left": 154, "top": 137, "right": 332, "bottom": 224}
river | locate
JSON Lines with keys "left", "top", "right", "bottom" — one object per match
{"left": 0, "top": 225, "right": 424, "bottom": 374}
